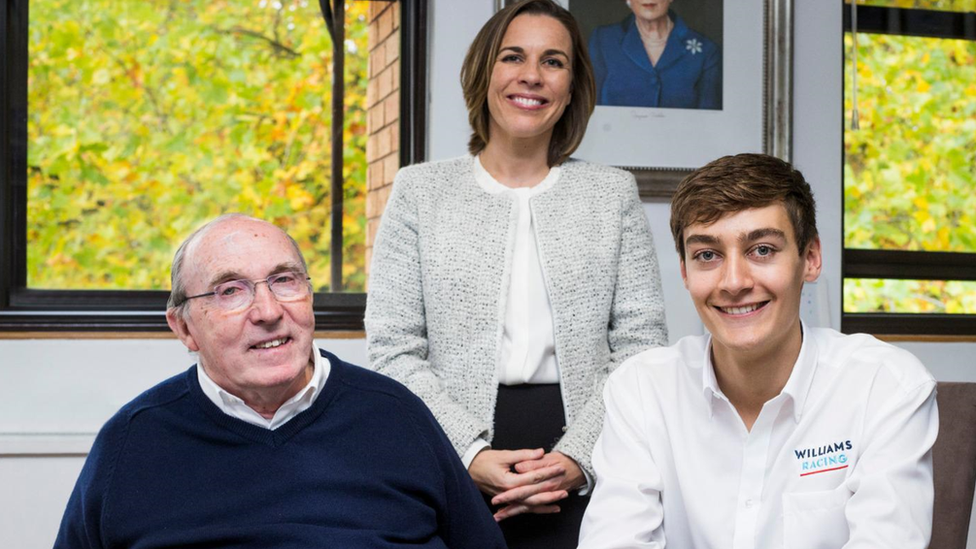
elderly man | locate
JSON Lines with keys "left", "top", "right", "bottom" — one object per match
{"left": 55, "top": 214, "right": 505, "bottom": 549}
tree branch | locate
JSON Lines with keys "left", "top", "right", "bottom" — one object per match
{"left": 218, "top": 26, "right": 300, "bottom": 58}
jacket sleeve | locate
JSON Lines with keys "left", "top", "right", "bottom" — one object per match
{"left": 589, "top": 29, "right": 608, "bottom": 105}
{"left": 365, "top": 169, "right": 492, "bottom": 458}
{"left": 696, "top": 38, "right": 722, "bottom": 110}
{"left": 554, "top": 174, "right": 668, "bottom": 479}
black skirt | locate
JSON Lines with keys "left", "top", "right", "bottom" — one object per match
{"left": 486, "top": 384, "right": 589, "bottom": 549}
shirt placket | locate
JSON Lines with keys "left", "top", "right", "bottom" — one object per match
{"left": 731, "top": 398, "right": 783, "bottom": 549}
{"left": 511, "top": 192, "right": 531, "bottom": 379}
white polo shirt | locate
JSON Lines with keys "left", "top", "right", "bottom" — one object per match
{"left": 579, "top": 325, "right": 938, "bottom": 549}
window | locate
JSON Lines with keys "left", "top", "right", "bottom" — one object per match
{"left": 1, "top": 0, "right": 427, "bottom": 331}
{"left": 843, "top": 0, "right": 976, "bottom": 335}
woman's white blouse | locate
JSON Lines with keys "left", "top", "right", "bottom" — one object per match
{"left": 473, "top": 156, "right": 560, "bottom": 385}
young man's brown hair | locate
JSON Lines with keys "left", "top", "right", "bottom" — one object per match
{"left": 460, "top": 0, "right": 596, "bottom": 167}
{"left": 669, "top": 153, "right": 818, "bottom": 259}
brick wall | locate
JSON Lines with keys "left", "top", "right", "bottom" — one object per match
{"left": 365, "top": 1, "right": 400, "bottom": 283}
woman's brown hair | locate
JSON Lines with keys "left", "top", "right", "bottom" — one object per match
{"left": 460, "top": 0, "right": 596, "bottom": 167}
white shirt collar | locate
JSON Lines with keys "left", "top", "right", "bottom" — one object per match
{"left": 472, "top": 155, "right": 560, "bottom": 196}
{"left": 701, "top": 321, "right": 817, "bottom": 423}
{"left": 197, "top": 346, "right": 330, "bottom": 430}
{"left": 778, "top": 322, "right": 819, "bottom": 423}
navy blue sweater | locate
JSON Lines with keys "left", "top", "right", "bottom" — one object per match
{"left": 55, "top": 350, "right": 506, "bottom": 549}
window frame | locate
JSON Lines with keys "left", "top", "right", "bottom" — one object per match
{"left": 841, "top": 3, "right": 976, "bottom": 336}
{"left": 0, "top": 0, "right": 428, "bottom": 332}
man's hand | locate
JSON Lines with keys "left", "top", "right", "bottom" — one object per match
{"left": 474, "top": 450, "right": 585, "bottom": 522}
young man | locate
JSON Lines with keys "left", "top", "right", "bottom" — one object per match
{"left": 578, "top": 154, "right": 938, "bottom": 548}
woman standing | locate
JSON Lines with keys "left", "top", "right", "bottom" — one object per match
{"left": 366, "top": 1, "right": 667, "bottom": 546}
{"left": 589, "top": 0, "right": 722, "bottom": 109}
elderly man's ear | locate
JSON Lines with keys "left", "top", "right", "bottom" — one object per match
{"left": 166, "top": 309, "right": 200, "bottom": 352}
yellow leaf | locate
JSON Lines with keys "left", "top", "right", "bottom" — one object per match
{"left": 937, "top": 227, "right": 950, "bottom": 249}
{"left": 287, "top": 186, "right": 313, "bottom": 210}
{"left": 92, "top": 68, "right": 111, "bottom": 85}
{"left": 107, "top": 161, "right": 132, "bottom": 180}
{"left": 242, "top": 185, "right": 259, "bottom": 206}
{"left": 52, "top": 125, "right": 75, "bottom": 137}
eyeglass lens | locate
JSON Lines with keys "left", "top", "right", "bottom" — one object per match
{"left": 212, "top": 272, "right": 309, "bottom": 310}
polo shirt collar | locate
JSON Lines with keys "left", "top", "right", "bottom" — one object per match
{"left": 779, "top": 321, "right": 819, "bottom": 423}
{"left": 700, "top": 321, "right": 818, "bottom": 423}
{"left": 701, "top": 342, "right": 724, "bottom": 418}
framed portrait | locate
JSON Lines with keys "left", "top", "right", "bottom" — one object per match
{"left": 497, "top": 0, "right": 793, "bottom": 199}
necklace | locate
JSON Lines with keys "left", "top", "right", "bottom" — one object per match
{"left": 636, "top": 16, "right": 672, "bottom": 46}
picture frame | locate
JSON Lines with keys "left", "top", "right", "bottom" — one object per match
{"left": 495, "top": 0, "right": 793, "bottom": 200}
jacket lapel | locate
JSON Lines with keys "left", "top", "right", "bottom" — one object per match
{"left": 653, "top": 12, "right": 692, "bottom": 72}
{"left": 621, "top": 15, "right": 656, "bottom": 74}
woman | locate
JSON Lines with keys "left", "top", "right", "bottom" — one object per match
{"left": 365, "top": 1, "right": 667, "bottom": 546}
{"left": 589, "top": 0, "right": 722, "bottom": 109}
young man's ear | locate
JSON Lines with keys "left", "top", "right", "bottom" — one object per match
{"left": 803, "top": 236, "right": 823, "bottom": 283}
{"left": 166, "top": 308, "right": 200, "bottom": 352}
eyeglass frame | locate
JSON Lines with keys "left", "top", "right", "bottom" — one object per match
{"left": 179, "top": 271, "right": 313, "bottom": 311}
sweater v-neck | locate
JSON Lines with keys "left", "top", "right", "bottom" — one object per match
{"left": 185, "top": 350, "right": 344, "bottom": 447}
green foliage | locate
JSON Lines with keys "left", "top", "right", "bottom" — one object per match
{"left": 28, "top": 0, "right": 371, "bottom": 292}
{"left": 846, "top": 0, "right": 976, "bottom": 11}
{"left": 845, "top": 34, "right": 976, "bottom": 253}
{"left": 843, "top": 32, "right": 976, "bottom": 314}
{"left": 845, "top": 279, "right": 976, "bottom": 314}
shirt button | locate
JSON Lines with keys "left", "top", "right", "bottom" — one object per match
{"left": 561, "top": 425, "right": 568, "bottom": 432}
{"left": 745, "top": 499, "right": 756, "bottom": 508}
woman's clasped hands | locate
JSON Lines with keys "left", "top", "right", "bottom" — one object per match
{"left": 469, "top": 448, "right": 585, "bottom": 522}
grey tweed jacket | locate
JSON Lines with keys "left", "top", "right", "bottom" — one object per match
{"left": 365, "top": 155, "right": 668, "bottom": 478}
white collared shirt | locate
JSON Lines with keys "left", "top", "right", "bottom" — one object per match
{"left": 197, "top": 347, "right": 330, "bottom": 430}
{"left": 473, "top": 155, "right": 561, "bottom": 386}
{"left": 579, "top": 325, "right": 938, "bottom": 549}
{"left": 464, "top": 158, "right": 560, "bottom": 467}
{"left": 465, "top": 158, "right": 594, "bottom": 490}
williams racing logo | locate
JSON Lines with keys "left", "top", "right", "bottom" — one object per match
{"left": 794, "top": 440, "right": 853, "bottom": 477}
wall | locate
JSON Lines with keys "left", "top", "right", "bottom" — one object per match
{"left": 1, "top": 1, "right": 974, "bottom": 547}
{"left": 365, "top": 1, "right": 402, "bottom": 276}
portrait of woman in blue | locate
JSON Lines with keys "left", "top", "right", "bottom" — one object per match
{"left": 588, "top": 0, "right": 722, "bottom": 109}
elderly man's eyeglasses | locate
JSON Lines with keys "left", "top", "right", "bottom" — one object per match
{"left": 182, "top": 271, "right": 312, "bottom": 312}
